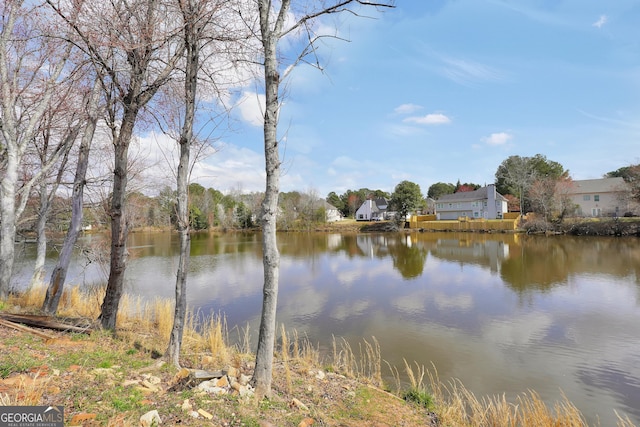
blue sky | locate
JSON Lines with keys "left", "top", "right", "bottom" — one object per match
{"left": 162, "top": 0, "right": 640, "bottom": 198}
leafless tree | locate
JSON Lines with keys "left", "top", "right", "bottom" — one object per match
{"left": 47, "top": 0, "right": 185, "bottom": 329}
{"left": 243, "top": 0, "right": 394, "bottom": 398}
{"left": 528, "top": 176, "right": 575, "bottom": 223}
{"left": 554, "top": 177, "right": 576, "bottom": 221}
{"left": 496, "top": 155, "right": 538, "bottom": 217}
{"left": 528, "top": 177, "right": 556, "bottom": 223}
{"left": 28, "top": 96, "right": 82, "bottom": 289}
{"left": 43, "top": 79, "right": 103, "bottom": 314}
{"left": 151, "top": 0, "right": 251, "bottom": 366}
{"left": 0, "top": 0, "right": 77, "bottom": 298}
{"left": 165, "top": 0, "right": 210, "bottom": 367}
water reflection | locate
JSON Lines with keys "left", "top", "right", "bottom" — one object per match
{"left": 11, "top": 231, "right": 640, "bottom": 425}
{"left": 501, "top": 235, "right": 640, "bottom": 293}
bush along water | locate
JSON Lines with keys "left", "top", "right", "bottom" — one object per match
{"left": 523, "top": 217, "right": 640, "bottom": 236}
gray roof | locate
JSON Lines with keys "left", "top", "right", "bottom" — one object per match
{"left": 322, "top": 201, "right": 338, "bottom": 210}
{"left": 436, "top": 186, "right": 506, "bottom": 202}
{"left": 570, "top": 177, "right": 626, "bottom": 194}
{"left": 374, "top": 197, "right": 388, "bottom": 209}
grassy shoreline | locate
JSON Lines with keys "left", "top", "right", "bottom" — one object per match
{"left": 227, "top": 216, "right": 640, "bottom": 235}
{"left": 74, "top": 216, "right": 640, "bottom": 237}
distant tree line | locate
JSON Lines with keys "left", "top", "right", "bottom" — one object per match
{"left": 16, "top": 154, "right": 640, "bottom": 238}
{"left": 17, "top": 185, "right": 343, "bottom": 233}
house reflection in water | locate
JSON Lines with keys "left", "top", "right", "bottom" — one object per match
{"left": 430, "top": 238, "right": 509, "bottom": 273}
{"left": 350, "top": 232, "right": 514, "bottom": 277}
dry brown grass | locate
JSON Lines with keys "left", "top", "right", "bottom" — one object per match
{"left": 280, "top": 323, "right": 293, "bottom": 393}
{"left": 58, "top": 284, "right": 104, "bottom": 319}
{"left": 150, "top": 297, "right": 174, "bottom": 341}
{"left": 617, "top": 412, "right": 638, "bottom": 427}
{"left": 276, "top": 325, "right": 324, "bottom": 394}
{"left": 0, "top": 372, "right": 51, "bottom": 406}
{"left": 330, "top": 335, "right": 383, "bottom": 388}
{"left": 418, "top": 363, "right": 631, "bottom": 427}
{"left": 203, "top": 312, "right": 229, "bottom": 362}
{"left": 384, "top": 358, "right": 637, "bottom": 427}
{"left": 404, "top": 359, "right": 427, "bottom": 392}
{"left": 5, "top": 283, "right": 237, "bottom": 365}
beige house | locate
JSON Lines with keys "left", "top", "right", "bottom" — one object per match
{"left": 567, "top": 178, "right": 635, "bottom": 217}
{"left": 435, "top": 185, "right": 508, "bottom": 220}
{"left": 322, "top": 201, "right": 343, "bottom": 222}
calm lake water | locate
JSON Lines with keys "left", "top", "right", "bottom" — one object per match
{"left": 12, "top": 231, "right": 640, "bottom": 425}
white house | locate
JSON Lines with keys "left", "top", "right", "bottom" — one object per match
{"left": 322, "top": 201, "right": 343, "bottom": 222}
{"left": 355, "top": 197, "right": 389, "bottom": 221}
{"left": 435, "top": 184, "right": 508, "bottom": 220}
{"left": 566, "top": 177, "right": 635, "bottom": 217}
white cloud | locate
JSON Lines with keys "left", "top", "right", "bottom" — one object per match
{"left": 481, "top": 132, "right": 513, "bottom": 146}
{"left": 235, "top": 91, "right": 266, "bottom": 127}
{"left": 403, "top": 113, "right": 452, "bottom": 125}
{"left": 439, "top": 56, "right": 504, "bottom": 86}
{"left": 394, "top": 103, "right": 423, "bottom": 115}
{"left": 193, "top": 143, "right": 265, "bottom": 192}
{"left": 592, "top": 15, "right": 608, "bottom": 28}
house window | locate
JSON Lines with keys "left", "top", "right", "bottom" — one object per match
{"left": 594, "top": 195, "right": 600, "bottom": 202}
{"left": 583, "top": 195, "right": 590, "bottom": 201}
{"left": 358, "top": 214, "right": 363, "bottom": 219}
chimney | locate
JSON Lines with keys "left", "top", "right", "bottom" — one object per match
{"left": 487, "top": 184, "right": 497, "bottom": 219}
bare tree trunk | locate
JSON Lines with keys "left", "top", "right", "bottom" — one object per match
{"left": 30, "top": 125, "right": 76, "bottom": 290}
{"left": 165, "top": 0, "right": 200, "bottom": 366}
{"left": 43, "top": 80, "right": 101, "bottom": 314}
{"left": 30, "top": 182, "right": 50, "bottom": 289}
{"left": 249, "top": 0, "right": 393, "bottom": 399}
{"left": 98, "top": 111, "right": 137, "bottom": 330}
{"left": 166, "top": 156, "right": 190, "bottom": 365}
{"left": 0, "top": 1, "right": 24, "bottom": 298}
{"left": 252, "top": 0, "right": 286, "bottom": 399}
{"left": 0, "top": 152, "right": 19, "bottom": 299}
